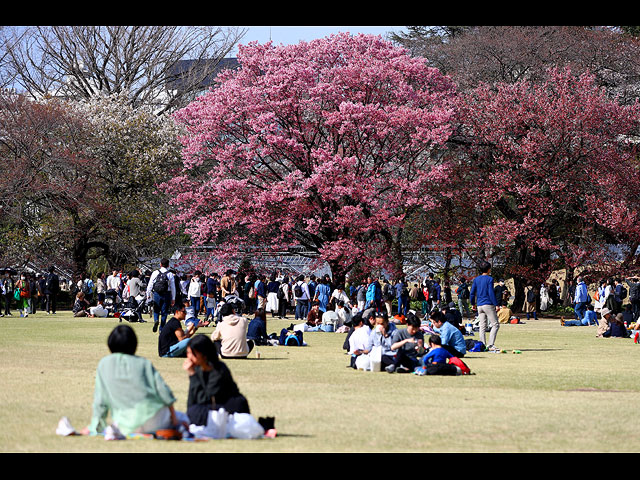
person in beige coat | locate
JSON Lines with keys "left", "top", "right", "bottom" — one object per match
{"left": 523, "top": 284, "right": 538, "bottom": 320}
{"left": 211, "top": 302, "right": 253, "bottom": 358}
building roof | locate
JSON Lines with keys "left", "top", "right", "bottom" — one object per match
{"left": 166, "top": 57, "right": 239, "bottom": 92}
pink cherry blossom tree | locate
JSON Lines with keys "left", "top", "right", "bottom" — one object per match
{"left": 453, "top": 68, "right": 640, "bottom": 308}
{"left": 164, "top": 33, "right": 458, "bottom": 283}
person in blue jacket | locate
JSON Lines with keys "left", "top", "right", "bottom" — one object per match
{"left": 469, "top": 261, "right": 500, "bottom": 352}
{"left": 430, "top": 310, "right": 466, "bottom": 357}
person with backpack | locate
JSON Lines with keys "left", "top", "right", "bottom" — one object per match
{"left": 277, "top": 276, "right": 290, "bottom": 319}
{"left": 613, "top": 278, "right": 627, "bottom": 314}
{"left": 44, "top": 266, "right": 60, "bottom": 315}
{"left": 146, "top": 258, "right": 176, "bottom": 333}
{"left": 293, "top": 275, "right": 310, "bottom": 322}
{"left": 625, "top": 277, "right": 640, "bottom": 322}
{"left": 524, "top": 283, "right": 538, "bottom": 320}
{"left": 456, "top": 277, "right": 471, "bottom": 319}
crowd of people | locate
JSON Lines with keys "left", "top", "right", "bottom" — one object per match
{"left": 11, "top": 257, "right": 640, "bottom": 439}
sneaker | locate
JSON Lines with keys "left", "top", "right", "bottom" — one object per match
{"left": 152, "top": 322, "right": 159, "bottom": 333}
{"left": 396, "top": 365, "right": 410, "bottom": 373}
{"left": 488, "top": 345, "right": 501, "bottom": 353}
{"left": 385, "top": 364, "right": 396, "bottom": 373}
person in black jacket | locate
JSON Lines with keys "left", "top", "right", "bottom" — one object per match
{"left": 182, "top": 334, "right": 250, "bottom": 427}
{"left": 44, "top": 266, "right": 60, "bottom": 315}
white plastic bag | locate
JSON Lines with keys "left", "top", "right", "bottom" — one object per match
{"left": 227, "top": 413, "right": 265, "bottom": 439}
{"left": 355, "top": 353, "right": 371, "bottom": 371}
{"left": 369, "top": 345, "right": 382, "bottom": 372}
{"left": 194, "top": 408, "right": 229, "bottom": 439}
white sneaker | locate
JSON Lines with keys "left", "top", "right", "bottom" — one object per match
{"left": 56, "top": 416, "right": 76, "bottom": 436}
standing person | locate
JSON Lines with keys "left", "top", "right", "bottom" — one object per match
{"left": 365, "top": 276, "right": 378, "bottom": 310}
{"left": 382, "top": 278, "right": 394, "bottom": 316}
{"left": 29, "top": 273, "right": 38, "bottom": 315}
{"left": 254, "top": 274, "right": 267, "bottom": 310}
{"left": 37, "top": 274, "right": 47, "bottom": 313}
{"left": 469, "top": 261, "right": 501, "bottom": 352}
{"left": 188, "top": 271, "right": 203, "bottom": 321}
{"left": 293, "top": 275, "right": 310, "bottom": 322}
{"left": 277, "top": 276, "right": 290, "bottom": 319}
{"left": 2, "top": 273, "right": 14, "bottom": 316}
{"left": 266, "top": 273, "right": 280, "bottom": 317}
{"left": 396, "top": 278, "right": 410, "bottom": 317}
{"left": 16, "top": 272, "right": 31, "bottom": 317}
{"left": 573, "top": 276, "right": 589, "bottom": 322}
{"left": 494, "top": 279, "right": 508, "bottom": 307}
{"left": 220, "top": 270, "right": 237, "bottom": 298}
{"left": 146, "top": 258, "right": 176, "bottom": 333}
{"left": 314, "top": 277, "right": 331, "bottom": 313}
{"left": 626, "top": 276, "right": 640, "bottom": 322}
{"left": 205, "top": 273, "right": 220, "bottom": 323}
{"left": 456, "top": 277, "right": 471, "bottom": 319}
{"left": 126, "top": 270, "right": 145, "bottom": 322}
{"left": 613, "top": 278, "right": 626, "bottom": 315}
{"left": 95, "top": 273, "right": 106, "bottom": 305}
{"left": 523, "top": 283, "right": 538, "bottom": 320}
{"left": 356, "top": 280, "right": 367, "bottom": 313}
{"left": 442, "top": 281, "right": 453, "bottom": 306}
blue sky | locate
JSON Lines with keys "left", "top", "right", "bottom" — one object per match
{"left": 231, "top": 26, "right": 405, "bottom": 53}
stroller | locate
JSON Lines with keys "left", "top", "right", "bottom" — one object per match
{"left": 103, "top": 289, "right": 122, "bottom": 316}
{"left": 213, "top": 294, "right": 246, "bottom": 325}
{"left": 116, "top": 294, "right": 148, "bottom": 323}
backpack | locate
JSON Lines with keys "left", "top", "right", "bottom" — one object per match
{"left": 619, "top": 285, "right": 628, "bottom": 300}
{"left": 293, "top": 282, "right": 303, "bottom": 298}
{"left": 526, "top": 288, "right": 536, "bottom": 304}
{"left": 279, "top": 328, "right": 303, "bottom": 346}
{"left": 277, "top": 283, "right": 286, "bottom": 300}
{"left": 45, "top": 273, "right": 59, "bottom": 293}
{"left": 458, "top": 284, "right": 469, "bottom": 300}
{"left": 153, "top": 271, "right": 169, "bottom": 295}
{"left": 82, "top": 280, "right": 93, "bottom": 295}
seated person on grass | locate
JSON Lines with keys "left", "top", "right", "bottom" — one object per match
{"left": 386, "top": 313, "right": 424, "bottom": 373}
{"left": 562, "top": 304, "right": 598, "bottom": 326}
{"left": 416, "top": 334, "right": 465, "bottom": 376}
{"left": 82, "top": 324, "right": 188, "bottom": 436}
{"left": 348, "top": 312, "right": 373, "bottom": 369}
{"left": 182, "top": 334, "right": 251, "bottom": 427}
{"left": 211, "top": 302, "right": 253, "bottom": 359}
{"left": 371, "top": 311, "right": 397, "bottom": 371}
{"left": 430, "top": 310, "right": 466, "bottom": 357}
{"left": 158, "top": 303, "right": 198, "bottom": 358}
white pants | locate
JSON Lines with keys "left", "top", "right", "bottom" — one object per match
{"left": 135, "top": 406, "right": 189, "bottom": 434}
{"left": 477, "top": 304, "right": 500, "bottom": 348}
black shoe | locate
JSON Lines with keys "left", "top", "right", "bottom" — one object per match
{"left": 152, "top": 322, "right": 158, "bottom": 333}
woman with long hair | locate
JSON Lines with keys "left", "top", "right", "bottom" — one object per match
{"left": 183, "top": 334, "right": 251, "bottom": 427}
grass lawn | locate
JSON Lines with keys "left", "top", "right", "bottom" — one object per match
{"left": 1, "top": 309, "right": 640, "bottom": 453}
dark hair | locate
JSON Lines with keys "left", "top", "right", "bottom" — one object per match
{"left": 406, "top": 313, "right": 421, "bottom": 329}
{"left": 430, "top": 310, "right": 443, "bottom": 323}
{"left": 254, "top": 308, "right": 267, "bottom": 323}
{"left": 107, "top": 325, "right": 137, "bottom": 355}
{"left": 429, "top": 334, "right": 442, "bottom": 346}
{"left": 478, "top": 261, "right": 491, "bottom": 274}
{"left": 188, "top": 334, "right": 220, "bottom": 365}
{"left": 374, "top": 310, "right": 388, "bottom": 322}
{"left": 220, "top": 302, "right": 235, "bottom": 317}
{"left": 160, "top": 258, "right": 170, "bottom": 268}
